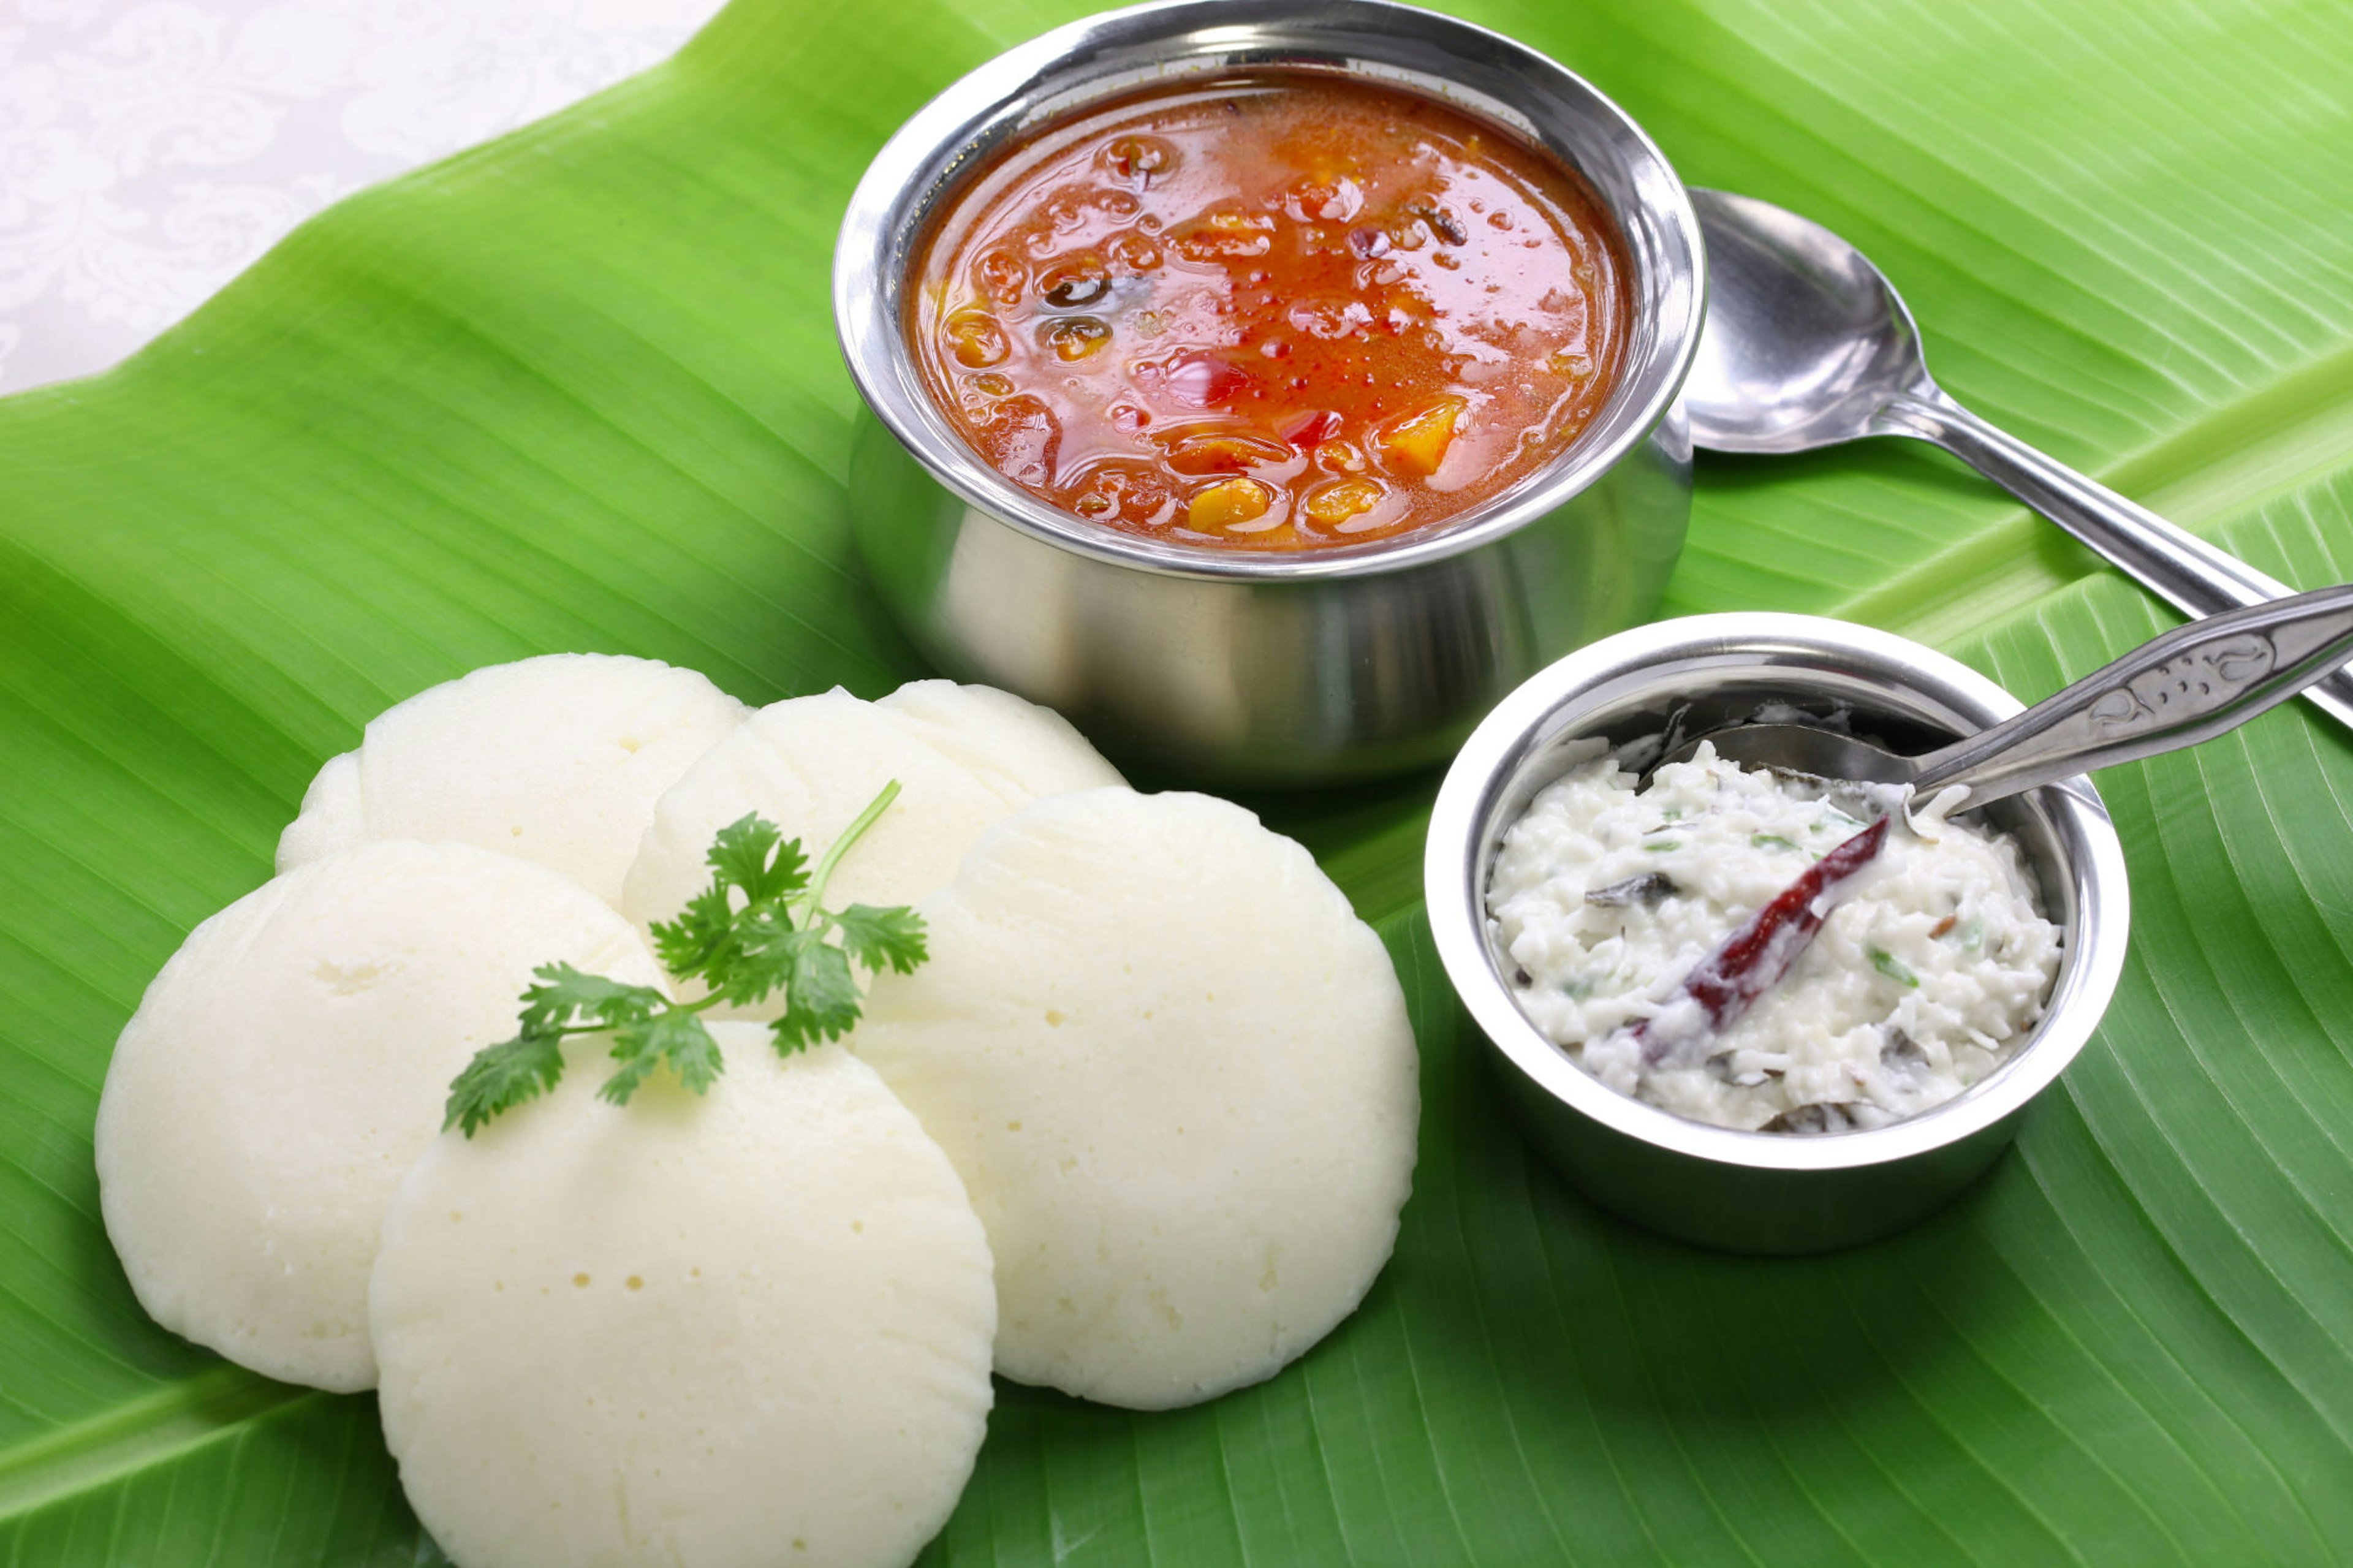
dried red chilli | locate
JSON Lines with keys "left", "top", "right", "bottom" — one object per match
{"left": 1632, "top": 815, "right": 1891, "bottom": 1066}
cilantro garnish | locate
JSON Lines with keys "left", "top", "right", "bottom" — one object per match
{"left": 444, "top": 781, "right": 926, "bottom": 1136}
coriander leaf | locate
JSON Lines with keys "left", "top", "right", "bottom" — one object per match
{"left": 706, "top": 812, "right": 809, "bottom": 907}
{"left": 599, "top": 1008, "right": 725, "bottom": 1107}
{"left": 774, "top": 933, "right": 860, "bottom": 1051}
{"left": 661, "top": 813, "right": 815, "bottom": 1002}
{"left": 834, "top": 903, "right": 928, "bottom": 975}
{"left": 450, "top": 788, "right": 924, "bottom": 1135}
{"left": 597, "top": 1024, "right": 659, "bottom": 1106}
{"left": 657, "top": 1010, "right": 727, "bottom": 1094}
{"left": 444, "top": 1029, "right": 567, "bottom": 1135}
{"left": 716, "top": 906, "right": 801, "bottom": 1007}
{"left": 650, "top": 886, "right": 738, "bottom": 987}
{"left": 447, "top": 963, "right": 664, "bottom": 1134}
{"left": 520, "top": 962, "right": 666, "bottom": 1034}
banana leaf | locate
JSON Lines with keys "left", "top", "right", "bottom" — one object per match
{"left": 4, "top": 0, "right": 2350, "bottom": 1561}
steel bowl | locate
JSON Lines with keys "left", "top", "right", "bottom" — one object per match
{"left": 835, "top": 0, "right": 1703, "bottom": 785}
{"left": 1424, "top": 613, "right": 2132, "bottom": 1254}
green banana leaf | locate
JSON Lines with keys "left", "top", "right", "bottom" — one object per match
{"left": 4, "top": 0, "right": 2349, "bottom": 1560}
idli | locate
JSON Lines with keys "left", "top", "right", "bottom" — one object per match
{"left": 95, "top": 841, "right": 666, "bottom": 1392}
{"left": 371, "top": 1026, "right": 996, "bottom": 1568}
{"left": 622, "top": 681, "right": 1121, "bottom": 1013}
{"left": 853, "top": 787, "right": 1420, "bottom": 1409}
{"left": 278, "top": 653, "right": 749, "bottom": 905}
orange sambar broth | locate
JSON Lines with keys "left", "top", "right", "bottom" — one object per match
{"left": 907, "top": 71, "right": 1630, "bottom": 551}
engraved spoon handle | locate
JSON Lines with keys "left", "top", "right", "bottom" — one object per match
{"left": 1876, "top": 387, "right": 2353, "bottom": 733}
{"left": 1911, "top": 583, "right": 2353, "bottom": 809}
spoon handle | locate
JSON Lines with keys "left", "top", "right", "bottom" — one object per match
{"left": 1874, "top": 387, "right": 2353, "bottom": 732}
{"left": 1911, "top": 583, "right": 2353, "bottom": 808}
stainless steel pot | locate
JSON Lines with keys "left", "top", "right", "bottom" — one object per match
{"left": 1424, "top": 614, "right": 2132, "bottom": 1253}
{"left": 835, "top": 0, "right": 1703, "bottom": 784}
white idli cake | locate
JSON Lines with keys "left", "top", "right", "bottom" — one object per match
{"left": 278, "top": 653, "right": 749, "bottom": 905}
{"left": 94, "top": 841, "right": 666, "bottom": 1392}
{"left": 622, "top": 681, "right": 1123, "bottom": 1010}
{"left": 369, "top": 1025, "right": 996, "bottom": 1568}
{"left": 853, "top": 787, "right": 1420, "bottom": 1409}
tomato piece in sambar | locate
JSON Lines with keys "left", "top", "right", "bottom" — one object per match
{"left": 909, "top": 70, "right": 1629, "bottom": 551}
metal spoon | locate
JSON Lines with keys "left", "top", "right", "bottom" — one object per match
{"left": 1683, "top": 186, "right": 2353, "bottom": 732}
{"left": 1677, "top": 583, "right": 2353, "bottom": 810}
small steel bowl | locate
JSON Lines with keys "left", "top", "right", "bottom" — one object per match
{"left": 1425, "top": 613, "right": 2131, "bottom": 1254}
{"left": 835, "top": 0, "right": 1702, "bottom": 785}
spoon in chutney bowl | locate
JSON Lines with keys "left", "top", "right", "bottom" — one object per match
{"left": 1668, "top": 581, "right": 2353, "bottom": 810}
{"left": 1683, "top": 187, "right": 2353, "bottom": 732}
{"left": 1604, "top": 585, "right": 2353, "bottom": 1110}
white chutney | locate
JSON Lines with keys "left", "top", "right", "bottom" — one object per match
{"left": 1486, "top": 742, "right": 2062, "bottom": 1132}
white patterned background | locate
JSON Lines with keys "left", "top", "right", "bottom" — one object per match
{"left": 0, "top": 0, "right": 727, "bottom": 393}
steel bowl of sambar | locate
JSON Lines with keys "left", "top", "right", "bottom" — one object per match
{"left": 835, "top": 0, "right": 1703, "bottom": 784}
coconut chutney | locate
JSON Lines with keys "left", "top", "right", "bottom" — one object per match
{"left": 1487, "top": 742, "right": 2062, "bottom": 1132}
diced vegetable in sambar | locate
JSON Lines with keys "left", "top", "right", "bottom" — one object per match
{"left": 1378, "top": 397, "right": 1466, "bottom": 477}
{"left": 944, "top": 311, "right": 1009, "bottom": 369}
{"left": 1303, "top": 478, "right": 1385, "bottom": 526}
{"left": 911, "top": 70, "right": 1627, "bottom": 551}
{"left": 1164, "top": 431, "right": 1295, "bottom": 475}
{"left": 1187, "top": 477, "right": 1275, "bottom": 532}
{"left": 1045, "top": 317, "right": 1112, "bottom": 362}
